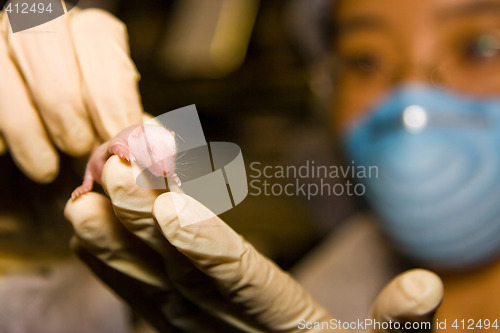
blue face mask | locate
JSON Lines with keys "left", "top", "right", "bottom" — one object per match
{"left": 344, "top": 85, "right": 500, "bottom": 269}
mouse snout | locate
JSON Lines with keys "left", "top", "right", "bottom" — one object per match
{"left": 147, "top": 157, "right": 175, "bottom": 178}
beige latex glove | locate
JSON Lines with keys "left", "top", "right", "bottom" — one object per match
{"left": 370, "top": 269, "right": 443, "bottom": 333}
{"left": 0, "top": 8, "right": 142, "bottom": 183}
{"left": 65, "top": 156, "right": 444, "bottom": 332}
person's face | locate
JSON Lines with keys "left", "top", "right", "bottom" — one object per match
{"left": 332, "top": 0, "right": 500, "bottom": 131}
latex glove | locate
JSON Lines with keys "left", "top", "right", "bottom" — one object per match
{"left": 370, "top": 269, "right": 443, "bottom": 333}
{"left": 0, "top": 8, "right": 142, "bottom": 183}
{"left": 65, "top": 156, "right": 444, "bottom": 332}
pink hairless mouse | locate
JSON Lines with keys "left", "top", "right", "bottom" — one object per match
{"left": 71, "top": 124, "right": 179, "bottom": 200}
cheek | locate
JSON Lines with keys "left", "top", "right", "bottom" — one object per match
{"left": 331, "top": 79, "right": 390, "bottom": 134}
{"left": 439, "top": 62, "right": 500, "bottom": 96}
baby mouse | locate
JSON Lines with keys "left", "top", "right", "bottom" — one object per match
{"left": 71, "top": 124, "right": 179, "bottom": 200}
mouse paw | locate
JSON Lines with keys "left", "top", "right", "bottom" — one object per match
{"left": 71, "top": 176, "right": 94, "bottom": 200}
{"left": 110, "top": 142, "right": 131, "bottom": 161}
{"left": 71, "top": 184, "right": 90, "bottom": 200}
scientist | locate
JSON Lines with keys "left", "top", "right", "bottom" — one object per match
{"left": 327, "top": 0, "right": 500, "bottom": 327}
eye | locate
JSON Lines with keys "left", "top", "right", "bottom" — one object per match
{"left": 464, "top": 33, "right": 500, "bottom": 60}
{"left": 355, "top": 53, "right": 380, "bottom": 72}
{"left": 342, "top": 52, "right": 381, "bottom": 74}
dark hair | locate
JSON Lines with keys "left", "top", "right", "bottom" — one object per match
{"left": 285, "top": 0, "right": 336, "bottom": 63}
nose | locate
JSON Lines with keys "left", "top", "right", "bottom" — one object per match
{"left": 393, "top": 61, "right": 439, "bottom": 86}
{"left": 392, "top": 34, "right": 442, "bottom": 86}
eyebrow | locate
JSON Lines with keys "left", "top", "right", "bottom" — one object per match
{"left": 438, "top": 1, "right": 500, "bottom": 19}
{"left": 335, "top": 15, "right": 388, "bottom": 37}
{"left": 335, "top": 1, "right": 500, "bottom": 36}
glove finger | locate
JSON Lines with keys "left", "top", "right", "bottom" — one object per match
{"left": 161, "top": 232, "right": 282, "bottom": 332}
{"left": 5, "top": 13, "right": 94, "bottom": 156}
{"left": 0, "top": 23, "right": 58, "bottom": 182}
{"left": 100, "top": 155, "right": 171, "bottom": 254}
{"left": 65, "top": 192, "right": 168, "bottom": 287}
{"left": 0, "top": 133, "right": 6, "bottom": 155}
{"left": 153, "top": 192, "right": 332, "bottom": 332}
{"left": 370, "top": 269, "right": 443, "bottom": 333}
{"left": 65, "top": 192, "right": 252, "bottom": 332}
{"left": 69, "top": 9, "right": 143, "bottom": 140}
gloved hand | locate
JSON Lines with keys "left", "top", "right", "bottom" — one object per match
{"left": 0, "top": 8, "right": 142, "bottom": 183}
{"left": 65, "top": 155, "right": 444, "bottom": 332}
{"left": 0, "top": 8, "right": 144, "bottom": 331}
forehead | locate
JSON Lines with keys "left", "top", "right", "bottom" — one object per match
{"left": 335, "top": 0, "right": 500, "bottom": 24}
{"left": 333, "top": 0, "right": 500, "bottom": 53}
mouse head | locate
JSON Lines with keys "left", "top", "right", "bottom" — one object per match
{"left": 127, "top": 124, "right": 177, "bottom": 178}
